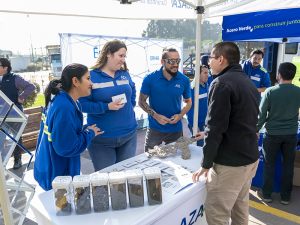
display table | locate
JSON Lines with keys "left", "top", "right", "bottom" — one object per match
{"left": 30, "top": 145, "right": 208, "bottom": 225}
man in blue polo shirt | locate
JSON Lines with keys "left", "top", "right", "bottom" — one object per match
{"left": 186, "top": 65, "right": 209, "bottom": 146}
{"left": 139, "top": 47, "right": 192, "bottom": 152}
{"left": 242, "top": 49, "right": 271, "bottom": 93}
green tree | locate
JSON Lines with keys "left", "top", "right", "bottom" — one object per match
{"left": 142, "top": 19, "right": 221, "bottom": 48}
{"left": 23, "top": 82, "right": 40, "bottom": 108}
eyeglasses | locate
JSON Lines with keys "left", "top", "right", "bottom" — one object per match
{"left": 200, "top": 65, "right": 208, "bottom": 69}
{"left": 208, "top": 56, "right": 218, "bottom": 62}
{"left": 164, "top": 58, "right": 181, "bottom": 65}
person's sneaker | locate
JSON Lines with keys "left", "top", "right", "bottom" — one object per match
{"left": 280, "top": 200, "right": 290, "bottom": 205}
{"left": 13, "top": 159, "right": 22, "bottom": 169}
{"left": 262, "top": 197, "right": 273, "bottom": 203}
{"left": 259, "top": 191, "right": 272, "bottom": 203}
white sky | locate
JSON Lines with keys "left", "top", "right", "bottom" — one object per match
{"left": 0, "top": 13, "right": 150, "bottom": 55}
{"left": 0, "top": 10, "right": 221, "bottom": 56}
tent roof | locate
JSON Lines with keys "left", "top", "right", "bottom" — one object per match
{"left": 1, "top": 0, "right": 300, "bottom": 20}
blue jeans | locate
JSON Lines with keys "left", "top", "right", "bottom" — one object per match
{"left": 188, "top": 123, "right": 205, "bottom": 147}
{"left": 88, "top": 130, "right": 137, "bottom": 171}
{"left": 262, "top": 134, "right": 297, "bottom": 201}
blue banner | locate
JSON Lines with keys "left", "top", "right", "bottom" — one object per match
{"left": 222, "top": 8, "right": 300, "bottom": 42}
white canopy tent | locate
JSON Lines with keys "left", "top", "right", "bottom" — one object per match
{"left": 1, "top": 0, "right": 300, "bottom": 135}
{"left": 2, "top": 0, "right": 299, "bottom": 19}
{"left": 1, "top": 2, "right": 300, "bottom": 223}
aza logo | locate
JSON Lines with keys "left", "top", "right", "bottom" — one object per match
{"left": 181, "top": 204, "right": 204, "bottom": 225}
{"left": 175, "top": 84, "right": 181, "bottom": 88}
{"left": 171, "top": 0, "right": 193, "bottom": 9}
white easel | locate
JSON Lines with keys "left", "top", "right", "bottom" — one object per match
{"left": 0, "top": 154, "right": 13, "bottom": 225}
{"left": 0, "top": 90, "right": 35, "bottom": 225}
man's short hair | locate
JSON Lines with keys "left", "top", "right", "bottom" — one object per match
{"left": 201, "top": 55, "right": 209, "bottom": 67}
{"left": 278, "top": 62, "right": 297, "bottom": 80}
{"left": 250, "top": 49, "right": 264, "bottom": 58}
{"left": 0, "top": 58, "right": 12, "bottom": 73}
{"left": 200, "top": 65, "right": 209, "bottom": 73}
{"left": 212, "top": 42, "right": 240, "bottom": 65}
{"left": 162, "top": 47, "right": 178, "bottom": 59}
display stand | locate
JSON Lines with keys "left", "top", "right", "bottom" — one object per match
{"left": 0, "top": 91, "right": 28, "bottom": 166}
{"left": 0, "top": 154, "right": 13, "bottom": 225}
{"left": 0, "top": 90, "right": 35, "bottom": 225}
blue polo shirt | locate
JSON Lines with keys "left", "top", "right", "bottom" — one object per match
{"left": 186, "top": 82, "right": 209, "bottom": 129}
{"left": 140, "top": 67, "right": 191, "bottom": 133}
{"left": 242, "top": 60, "right": 271, "bottom": 88}
{"left": 79, "top": 69, "right": 137, "bottom": 138}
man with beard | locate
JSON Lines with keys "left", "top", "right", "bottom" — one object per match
{"left": 139, "top": 48, "right": 192, "bottom": 152}
{"left": 242, "top": 49, "right": 271, "bottom": 93}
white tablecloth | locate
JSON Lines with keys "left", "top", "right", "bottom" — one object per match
{"left": 30, "top": 145, "right": 208, "bottom": 225}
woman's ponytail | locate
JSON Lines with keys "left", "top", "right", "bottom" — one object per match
{"left": 44, "top": 79, "right": 62, "bottom": 107}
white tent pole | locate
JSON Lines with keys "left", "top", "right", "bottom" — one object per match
{"left": 192, "top": 0, "right": 203, "bottom": 136}
{"left": 282, "top": 42, "right": 286, "bottom": 63}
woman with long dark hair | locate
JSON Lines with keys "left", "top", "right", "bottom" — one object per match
{"left": 34, "top": 63, "right": 102, "bottom": 191}
{"left": 79, "top": 39, "right": 137, "bottom": 171}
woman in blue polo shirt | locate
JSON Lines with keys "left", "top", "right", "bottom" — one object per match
{"left": 34, "top": 63, "right": 102, "bottom": 191}
{"left": 79, "top": 40, "right": 137, "bottom": 171}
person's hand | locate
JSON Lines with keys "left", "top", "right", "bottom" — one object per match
{"left": 153, "top": 113, "right": 171, "bottom": 125}
{"left": 108, "top": 99, "right": 125, "bottom": 110}
{"left": 88, "top": 124, "right": 104, "bottom": 136}
{"left": 192, "top": 167, "right": 209, "bottom": 183}
{"left": 18, "top": 97, "right": 25, "bottom": 104}
{"left": 195, "top": 132, "right": 205, "bottom": 140}
{"left": 169, "top": 114, "right": 182, "bottom": 124}
{"left": 256, "top": 132, "right": 260, "bottom": 139}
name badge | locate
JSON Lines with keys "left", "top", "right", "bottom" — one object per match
{"left": 112, "top": 93, "right": 127, "bottom": 104}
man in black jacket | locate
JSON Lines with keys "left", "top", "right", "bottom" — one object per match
{"left": 192, "top": 42, "right": 260, "bottom": 225}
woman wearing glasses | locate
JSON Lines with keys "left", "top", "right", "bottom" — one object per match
{"left": 139, "top": 47, "right": 192, "bottom": 152}
{"left": 79, "top": 40, "right": 137, "bottom": 171}
{"left": 186, "top": 65, "right": 209, "bottom": 146}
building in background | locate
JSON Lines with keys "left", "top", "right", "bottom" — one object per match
{"left": 0, "top": 50, "right": 13, "bottom": 58}
{"left": 46, "top": 45, "right": 62, "bottom": 79}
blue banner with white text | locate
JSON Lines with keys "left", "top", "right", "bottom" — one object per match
{"left": 222, "top": 8, "right": 300, "bottom": 42}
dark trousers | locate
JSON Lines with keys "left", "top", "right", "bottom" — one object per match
{"left": 13, "top": 137, "right": 22, "bottom": 161}
{"left": 188, "top": 123, "right": 205, "bottom": 147}
{"left": 9, "top": 122, "right": 23, "bottom": 161}
{"left": 144, "top": 128, "right": 182, "bottom": 152}
{"left": 262, "top": 134, "right": 297, "bottom": 200}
